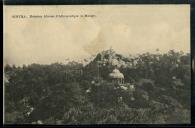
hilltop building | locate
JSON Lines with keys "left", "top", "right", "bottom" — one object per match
{"left": 109, "top": 68, "right": 124, "bottom": 84}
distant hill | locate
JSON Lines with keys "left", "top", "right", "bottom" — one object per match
{"left": 83, "top": 48, "right": 132, "bottom": 81}
{"left": 87, "top": 48, "right": 131, "bottom": 68}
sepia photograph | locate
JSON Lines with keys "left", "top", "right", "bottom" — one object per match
{"left": 3, "top": 5, "right": 191, "bottom": 124}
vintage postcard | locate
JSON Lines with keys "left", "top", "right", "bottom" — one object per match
{"left": 3, "top": 5, "right": 190, "bottom": 124}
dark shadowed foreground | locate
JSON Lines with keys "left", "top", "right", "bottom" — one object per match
{"left": 4, "top": 49, "right": 190, "bottom": 124}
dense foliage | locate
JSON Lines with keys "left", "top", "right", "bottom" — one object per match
{"left": 4, "top": 50, "right": 190, "bottom": 124}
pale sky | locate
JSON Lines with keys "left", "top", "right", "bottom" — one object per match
{"left": 4, "top": 5, "right": 190, "bottom": 66}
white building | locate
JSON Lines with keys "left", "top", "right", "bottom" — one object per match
{"left": 109, "top": 68, "right": 124, "bottom": 84}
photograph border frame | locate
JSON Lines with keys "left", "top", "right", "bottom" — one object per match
{"left": 2, "top": 0, "right": 195, "bottom": 127}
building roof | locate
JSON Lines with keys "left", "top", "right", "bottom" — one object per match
{"left": 109, "top": 68, "right": 124, "bottom": 79}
